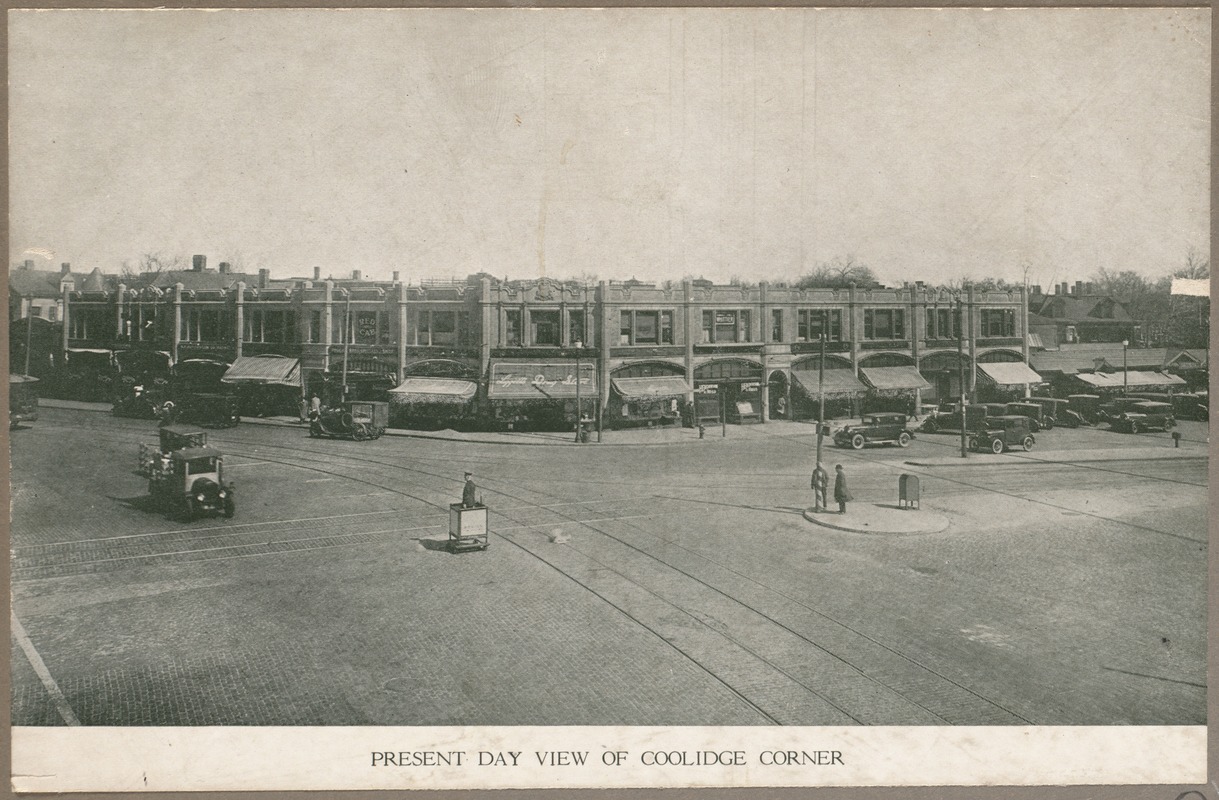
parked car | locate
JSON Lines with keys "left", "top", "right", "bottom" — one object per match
{"left": 919, "top": 402, "right": 961, "bottom": 433}
{"left": 1067, "top": 394, "right": 1102, "bottom": 425}
{"left": 310, "top": 400, "right": 389, "bottom": 440}
{"left": 9, "top": 374, "right": 39, "bottom": 429}
{"left": 969, "top": 415, "right": 1035, "bottom": 454}
{"left": 834, "top": 413, "right": 914, "bottom": 449}
{"left": 1098, "top": 395, "right": 1148, "bottom": 423}
{"left": 1170, "top": 392, "right": 1208, "bottom": 422}
{"left": 159, "top": 392, "right": 241, "bottom": 428}
{"left": 1109, "top": 401, "right": 1175, "bottom": 433}
{"left": 1026, "top": 397, "right": 1078, "bottom": 428}
{"left": 1005, "top": 401, "right": 1051, "bottom": 431}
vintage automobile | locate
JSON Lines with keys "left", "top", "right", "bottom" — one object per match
{"left": 1109, "top": 401, "right": 1176, "bottom": 434}
{"left": 112, "top": 378, "right": 169, "bottom": 419}
{"left": 834, "top": 413, "right": 914, "bottom": 449}
{"left": 137, "top": 426, "right": 235, "bottom": 519}
{"left": 1026, "top": 397, "right": 1081, "bottom": 428}
{"left": 1005, "top": 401, "right": 1051, "bottom": 431}
{"left": 969, "top": 415, "right": 1035, "bottom": 454}
{"left": 9, "top": 374, "right": 40, "bottom": 429}
{"left": 310, "top": 400, "right": 389, "bottom": 440}
{"left": 920, "top": 402, "right": 962, "bottom": 433}
{"left": 1170, "top": 391, "right": 1208, "bottom": 422}
{"left": 158, "top": 392, "right": 241, "bottom": 428}
{"left": 1067, "top": 394, "right": 1102, "bottom": 425}
{"left": 1098, "top": 395, "right": 1149, "bottom": 423}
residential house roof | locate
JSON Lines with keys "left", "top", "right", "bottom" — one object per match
{"left": 1029, "top": 294, "right": 1134, "bottom": 323}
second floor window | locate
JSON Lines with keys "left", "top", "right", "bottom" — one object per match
{"left": 70, "top": 308, "right": 111, "bottom": 340}
{"left": 926, "top": 308, "right": 962, "bottom": 339}
{"left": 244, "top": 309, "right": 295, "bottom": 343}
{"left": 702, "top": 310, "right": 751, "bottom": 343}
{"left": 771, "top": 310, "right": 783, "bottom": 342}
{"left": 797, "top": 309, "right": 843, "bottom": 342}
{"left": 980, "top": 309, "right": 1015, "bottom": 337}
{"left": 308, "top": 310, "right": 323, "bottom": 343}
{"left": 569, "top": 311, "right": 588, "bottom": 347}
{"left": 620, "top": 310, "right": 674, "bottom": 345}
{"left": 180, "top": 307, "right": 226, "bottom": 342}
{"left": 414, "top": 309, "right": 461, "bottom": 346}
{"left": 505, "top": 310, "right": 523, "bottom": 346}
{"left": 531, "top": 310, "right": 561, "bottom": 346}
{"left": 863, "top": 309, "right": 905, "bottom": 341}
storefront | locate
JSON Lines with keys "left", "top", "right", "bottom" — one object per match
{"left": 387, "top": 377, "right": 479, "bottom": 429}
{"left": 609, "top": 375, "right": 691, "bottom": 428}
{"left": 917, "top": 351, "right": 970, "bottom": 405}
{"left": 789, "top": 364, "right": 866, "bottom": 420}
{"left": 323, "top": 356, "right": 398, "bottom": 405}
{"left": 486, "top": 361, "right": 598, "bottom": 431}
{"left": 221, "top": 354, "right": 303, "bottom": 417}
{"left": 975, "top": 361, "right": 1044, "bottom": 402}
{"left": 858, "top": 365, "right": 930, "bottom": 414}
{"left": 692, "top": 360, "right": 763, "bottom": 424}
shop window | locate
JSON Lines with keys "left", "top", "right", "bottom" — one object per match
{"left": 863, "top": 309, "right": 905, "bottom": 340}
{"left": 620, "top": 310, "right": 674, "bottom": 345}
{"left": 980, "top": 309, "right": 1015, "bottom": 338}
{"left": 245, "top": 309, "right": 296, "bottom": 343}
{"left": 771, "top": 309, "right": 783, "bottom": 342}
{"left": 505, "top": 310, "right": 523, "bottom": 346}
{"left": 926, "top": 308, "right": 961, "bottom": 339}
{"left": 797, "top": 309, "right": 843, "bottom": 342}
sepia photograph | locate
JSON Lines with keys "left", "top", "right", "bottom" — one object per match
{"left": 7, "top": 6, "right": 1210, "bottom": 792}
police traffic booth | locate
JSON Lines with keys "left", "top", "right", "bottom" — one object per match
{"left": 449, "top": 503, "right": 490, "bottom": 553}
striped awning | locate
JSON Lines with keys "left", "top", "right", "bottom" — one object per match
{"left": 611, "top": 376, "right": 691, "bottom": 398}
{"left": 1075, "top": 370, "right": 1186, "bottom": 389}
{"left": 859, "top": 366, "right": 931, "bottom": 391}
{"left": 221, "top": 356, "right": 301, "bottom": 387}
{"left": 977, "top": 362, "right": 1044, "bottom": 387}
{"left": 790, "top": 368, "right": 867, "bottom": 397}
{"left": 388, "top": 377, "right": 478, "bottom": 405}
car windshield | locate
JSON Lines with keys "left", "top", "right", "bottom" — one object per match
{"left": 186, "top": 457, "right": 217, "bottom": 473}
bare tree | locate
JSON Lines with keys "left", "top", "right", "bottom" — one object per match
{"left": 795, "top": 255, "right": 880, "bottom": 289}
{"left": 120, "top": 252, "right": 186, "bottom": 283}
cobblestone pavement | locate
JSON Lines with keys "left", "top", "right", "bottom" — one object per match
{"left": 10, "top": 408, "right": 1208, "bottom": 726}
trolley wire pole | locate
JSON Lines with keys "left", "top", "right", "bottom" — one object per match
{"left": 341, "top": 290, "right": 351, "bottom": 402}
{"left": 815, "top": 322, "right": 827, "bottom": 466}
{"left": 574, "top": 340, "right": 583, "bottom": 443}
{"left": 957, "top": 294, "right": 968, "bottom": 458}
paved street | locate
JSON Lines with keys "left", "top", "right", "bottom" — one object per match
{"left": 10, "top": 407, "right": 1208, "bottom": 726}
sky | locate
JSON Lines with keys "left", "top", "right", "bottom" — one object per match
{"left": 9, "top": 8, "right": 1210, "bottom": 288}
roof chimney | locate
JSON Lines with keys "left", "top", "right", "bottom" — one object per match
{"left": 1074, "top": 280, "right": 1083, "bottom": 296}
{"left": 218, "top": 262, "right": 231, "bottom": 274}
{"left": 352, "top": 269, "right": 361, "bottom": 281}
{"left": 192, "top": 254, "right": 206, "bottom": 272}
{"left": 23, "top": 260, "right": 34, "bottom": 271}
{"left": 313, "top": 266, "right": 321, "bottom": 281}
{"left": 1085, "top": 281, "right": 1095, "bottom": 294}
{"left": 258, "top": 268, "right": 269, "bottom": 289}
{"left": 60, "top": 262, "right": 71, "bottom": 275}
{"left": 392, "top": 270, "right": 400, "bottom": 282}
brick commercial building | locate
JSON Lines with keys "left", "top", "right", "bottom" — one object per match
{"left": 54, "top": 258, "right": 1039, "bottom": 428}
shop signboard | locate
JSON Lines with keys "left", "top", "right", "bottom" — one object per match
{"left": 488, "top": 362, "right": 597, "bottom": 399}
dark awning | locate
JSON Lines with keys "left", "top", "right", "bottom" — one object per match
{"left": 221, "top": 356, "right": 301, "bottom": 387}
{"left": 977, "top": 362, "right": 1044, "bottom": 386}
{"left": 611, "top": 376, "right": 691, "bottom": 398}
{"left": 790, "top": 368, "right": 867, "bottom": 397}
{"left": 860, "top": 366, "right": 931, "bottom": 391}
{"left": 487, "top": 362, "right": 597, "bottom": 399}
{"left": 388, "top": 377, "right": 478, "bottom": 405}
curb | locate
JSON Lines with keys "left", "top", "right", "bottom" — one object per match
{"left": 801, "top": 505, "right": 950, "bottom": 535}
{"left": 905, "top": 450, "right": 1207, "bottom": 467}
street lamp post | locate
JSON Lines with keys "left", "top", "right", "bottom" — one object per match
{"left": 815, "top": 318, "right": 827, "bottom": 468}
{"left": 1121, "top": 339, "right": 1129, "bottom": 395}
{"left": 574, "top": 340, "right": 583, "bottom": 443}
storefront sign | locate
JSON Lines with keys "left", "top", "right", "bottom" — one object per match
{"left": 488, "top": 362, "right": 597, "bottom": 398}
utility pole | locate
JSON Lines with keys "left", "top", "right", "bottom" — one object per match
{"left": 24, "top": 306, "right": 34, "bottom": 375}
{"left": 815, "top": 317, "right": 827, "bottom": 467}
{"left": 341, "top": 291, "right": 351, "bottom": 402}
{"left": 957, "top": 295, "right": 967, "bottom": 458}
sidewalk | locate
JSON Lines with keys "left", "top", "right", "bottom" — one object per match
{"left": 906, "top": 447, "right": 1207, "bottom": 466}
{"left": 802, "top": 503, "right": 950, "bottom": 535}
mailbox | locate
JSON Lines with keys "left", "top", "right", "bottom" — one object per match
{"left": 898, "top": 474, "right": 920, "bottom": 510}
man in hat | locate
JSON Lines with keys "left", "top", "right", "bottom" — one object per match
{"left": 462, "top": 471, "right": 478, "bottom": 508}
{"left": 834, "top": 464, "right": 852, "bottom": 514}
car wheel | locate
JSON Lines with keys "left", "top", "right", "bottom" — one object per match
{"left": 223, "top": 496, "right": 236, "bottom": 519}
{"left": 897, "top": 432, "right": 911, "bottom": 448}
{"left": 923, "top": 419, "right": 938, "bottom": 433}
{"left": 851, "top": 433, "right": 865, "bottom": 450}
{"left": 1165, "top": 418, "right": 1176, "bottom": 430}
{"left": 182, "top": 498, "right": 197, "bottom": 521}
{"left": 1022, "top": 436, "right": 1035, "bottom": 451}
{"left": 1044, "top": 419, "right": 1054, "bottom": 431}
{"left": 1130, "top": 421, "right": 1141, "bottom": 434}
{"left": 990, "top": 438, "right": 1005, "bottom": 455}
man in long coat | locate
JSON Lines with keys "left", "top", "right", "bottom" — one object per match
{"left": 834, "top": 464, "right": 852, "bottom": 514}
{"left": 811, "top": 463, "right": 828, "bottom": 511}
{"left": 462, "top": 471, "right": 478, "bottom": 507}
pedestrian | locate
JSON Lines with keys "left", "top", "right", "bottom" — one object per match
{"left": 811, "top": 463, "right": 828, "bottom": 511}
{"left": 462, "top": 471, "right": 478, "bottom": 508}
{"left": 834, "top": 464, "right": 852, "bottom": 514}
{"left": 309, "top": 394, "right": 322, "bottom": 421}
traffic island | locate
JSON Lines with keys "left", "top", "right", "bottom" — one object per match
{"left": 803, "top": 503, "right": 950, "bottom": 535}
